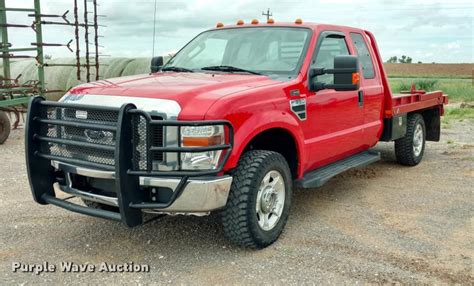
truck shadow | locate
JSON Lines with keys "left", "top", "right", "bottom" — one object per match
{"left": 64, "top": 144, "right": 403, "bottom": 255}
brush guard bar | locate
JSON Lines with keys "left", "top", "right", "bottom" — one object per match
{"left": 25, "top": 96, "right": 234, "bottom": 227}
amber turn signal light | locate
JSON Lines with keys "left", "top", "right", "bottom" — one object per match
{"left": 352, "top": 72, "right": 360, "bottom": 85}
{"left": 182, "top": 135, "right": 222, "bottom": 147}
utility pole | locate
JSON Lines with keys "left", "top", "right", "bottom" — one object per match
{"left": 262, "top": 8, "right": 272, "bottom": 20}
{"left": 34, "top": 0, "right": 45, "bottom": 95}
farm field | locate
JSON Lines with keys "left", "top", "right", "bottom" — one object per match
{"left": 384, "top": 63, "right": 473, "bottom": 103}
{"left": 389, "top": 78, "right": 473, "bottom": 103}
{"left": 384, "top": 63, "right": 473, "bottom": 79}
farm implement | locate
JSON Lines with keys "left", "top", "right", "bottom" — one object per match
{"left": 0, "top": 0, "right": 103, "bottom": 143}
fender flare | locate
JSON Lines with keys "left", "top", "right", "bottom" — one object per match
{"left": 224, "top": 110, "right": 306, "bottom": 178}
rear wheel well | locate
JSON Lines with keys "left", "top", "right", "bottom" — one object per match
{"left": 243, "top": 128, "right": 298, "bottom": 179}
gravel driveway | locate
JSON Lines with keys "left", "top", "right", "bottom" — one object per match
{"left": 1, "top": 120, "right": 472, "bottom": 285}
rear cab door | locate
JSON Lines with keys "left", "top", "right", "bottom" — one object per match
{"left": 348, "top": 30, "right": 384, "bottom": 148}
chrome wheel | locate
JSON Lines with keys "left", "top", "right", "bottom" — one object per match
{"left": 413, "top": 123, "right": 424, "bottom": 157}
{"left": 256, "top": 170, "right": 285, "bottom": 231}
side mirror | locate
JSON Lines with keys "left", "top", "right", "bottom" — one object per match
{"left": 150, "top": 56, "right": 164, "bottom": 73}
{"left": 309, "top": 55, "right": 360, "bottom": 92}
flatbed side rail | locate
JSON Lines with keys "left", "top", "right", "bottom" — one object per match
{"left": 391, "top": 90, "right": 447, "bottom": 116}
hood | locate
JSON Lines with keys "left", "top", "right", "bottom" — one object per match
{"left": 68, "top": 72, "right": 279, "bottom": 119}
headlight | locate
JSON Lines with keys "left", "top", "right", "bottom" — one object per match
{"left": 180, "top": 125, "right": 225, "bottom": 170}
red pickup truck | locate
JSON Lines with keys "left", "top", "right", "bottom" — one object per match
{"left": 26, "top": 20, "right": 447, "bottom": 248}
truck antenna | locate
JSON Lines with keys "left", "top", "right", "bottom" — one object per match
{"left": 151, "top": 0, "right": 157, "bottom": 59}
{"left": 262, "top": 8, "right": 272, "bottom": 20}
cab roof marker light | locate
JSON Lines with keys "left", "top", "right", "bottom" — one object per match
{"left": 236, "top": 19, "right": 244, "bottom": 25}
{"left": 295, "top": 18, "right": 303, "bottom": 24}
{"left": 216, "top": 22, "right": 224, "bottom": 28}
{"left": 251, "top": 19, "right": 259, "bottom": 24}
{"left": 267, "top": 18, "right": 275, "bottom": 24}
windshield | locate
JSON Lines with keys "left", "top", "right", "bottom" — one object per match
{"left": 164, "top": 27, "right": 311, "bottom": 77}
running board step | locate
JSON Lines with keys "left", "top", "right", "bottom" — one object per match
{"left": 296, "top": 150, "right": 381, "bottom": 189}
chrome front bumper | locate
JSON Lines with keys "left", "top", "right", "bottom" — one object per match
{"left": 52, "top": 160, "right": 233, "bottom": 215}
{"left": 138, "top": 176, "right": 232, "bottom": 213}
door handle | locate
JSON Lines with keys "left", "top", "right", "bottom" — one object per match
{"left": 358, "top": 90, "right": 364, "bottom": 107}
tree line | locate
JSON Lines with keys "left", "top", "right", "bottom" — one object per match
{"left": 386, "top": 55, "right": 414, "bottom": 64}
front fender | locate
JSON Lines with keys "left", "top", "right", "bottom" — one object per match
{"left": 222, "top": 110, "right": 306, "bottom": 178}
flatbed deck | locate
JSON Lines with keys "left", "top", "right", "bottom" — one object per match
{"left": 389, "top": 90, "right": 448, "bottom": 117}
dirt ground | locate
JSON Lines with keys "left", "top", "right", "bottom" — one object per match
{"left": 0, "top": 119, "right": 472, "bottom": 285}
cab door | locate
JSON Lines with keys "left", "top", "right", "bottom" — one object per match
{"left": 303, "top": 32, "right": 365, "bottom": 170}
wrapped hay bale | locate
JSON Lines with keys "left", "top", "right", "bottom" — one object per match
{"left": 7, "top": 60, "right": 37, "bottom": 82}
{"left": 122, "top": 58, "right": 151, "bottom": 76}
{"left": 122, "top": 56, "right": 171, "bottom": 76}
{"left": 2, "top": 56, "right": 173, "bottom": 101}
{"left": 101, "top": 58, "right": 134, "bottom": 79}
{"left": 44, "top": 58, "right": 77, "bottom": 100}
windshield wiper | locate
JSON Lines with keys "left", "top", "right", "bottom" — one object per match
{"left": 201, "top": 65, "right": 262, "bottom": 75}
{"left": 161, "top": 66, "right": 194, "bottom": 73}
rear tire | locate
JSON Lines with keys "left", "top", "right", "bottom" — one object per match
{"left": 395, "top": 113, "right": 426, "bottom": 166}
{"left": 221, "top": 150, "right": 293, "bottom": 249}
{"left": 0, "top": 111, "right": 11, "bottom": 144}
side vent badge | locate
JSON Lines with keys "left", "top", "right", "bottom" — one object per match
{"left": 290, "top": 98, "right": 307, "bottom": 121}
{"left": 290, "top": 89, "right": 300, "bottom": 97}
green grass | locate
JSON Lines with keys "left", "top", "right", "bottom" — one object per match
{"left": 389, "top": 78, "right": 474, "bottom": 103}
{"left": 444, "top": 108, "right": 474, "bottom": 119}
{"left": 441, "top": 107, "right": 474, "bottom": 127}
{"left": 387, "top": 74, "right": 472, "bottom": 79}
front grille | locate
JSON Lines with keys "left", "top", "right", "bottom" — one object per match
{"left": 38, "top": 105, "right": 119, "bottom": 169}
{"left": 37, "top": 104, "right": 164, "bottom": 171}
{"left": 45, "top": 142, "right": 116, "bottom": 166}
{"left": 63, "top": 108, "right": 119, "bottom": 124}
{"left": 151, "top": 123, "right": 164, "bottom": 162}
{"left": 132, "top": 115, "right": 164, "bottom": 170}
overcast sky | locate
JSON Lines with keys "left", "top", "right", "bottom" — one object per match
{"left": 5, "top": 0, "right": 473, "bottom": 63}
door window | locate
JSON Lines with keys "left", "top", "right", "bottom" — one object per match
{"left": 350, "top": 33, "right": 375, "bottom": 79}
{"left": 314, "top": 36, "right": 350, "bottom": 85}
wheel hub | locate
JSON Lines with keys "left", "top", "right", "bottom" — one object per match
{"left": 256, "top": 170, "right": 286, "bottom": 231}
{"left": 413, "top": 123, "right": 424, "bottom": 157}
{"left": 260, "top": 187, "right": 277, "bottom": 213}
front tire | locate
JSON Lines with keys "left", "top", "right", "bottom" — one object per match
{"left": 395, "top": 113, "right": 426, "bottom": 166}
{"left": 221, "top": 150, "right": 293, "bottom": 248}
